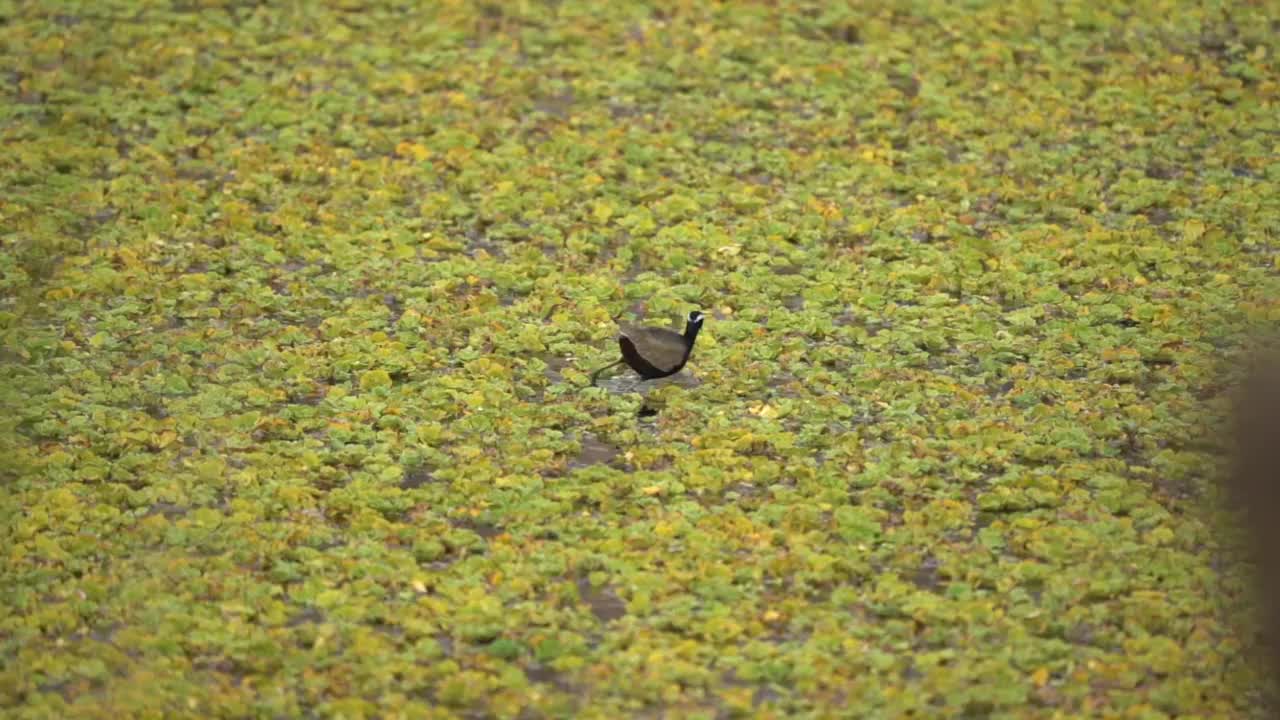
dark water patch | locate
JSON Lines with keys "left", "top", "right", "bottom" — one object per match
{"left": 576, "top": 576, "right": 627, "bottom": 623}
{"left": 436, "top": 633, "right": 455, "bottom": 656}
{"left": 286, "top": 607, "right": 325, "bottom": 627}
{"left": 144, "top": 403, "right": 170, "bottom": 420}
{"left": 525, "top": 663, "right": 574, "bottom": 693}
{"left": 542, "top": 355, "right": 570, "bottom": 384}
{"left": 753, "top": 684, "right": 783, "bottom": 707}
{"left": 534, "top": 89, "right": 575, "bottom": 119}
{"left": 821, "top": 21, "right": 860, "bottom": 44}
{"left": 143, "top": 502, "right": 188, "bottom": 520}
{"left": 450, "top": 516, "right": 503, "bottom": 540}
{"left": 1062, "top": 622, "right": 1095, "bottom": 646}
{"left": 569, "top": 434, "right": 619, "bottom": 469}
{"left": 609, "top": 101, "right": 643, "bottom": 119}
{"left": 911, "top": 555, "right": 942, "bottom": 592}
{"left": 384, "top": 293, "right": 404, "bottom": 324}
{"left": 720, "top": 668, "right": 784, "bottom": 709}
{"left": 289, "top": 387, "right": 326, "bottom": 406}
{"left": 400, "top": 467, "right": 438, "bottom": 490}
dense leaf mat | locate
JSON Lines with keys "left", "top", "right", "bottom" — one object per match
{"left": 2, "top": 1, "right": 1278, "bottom": 718}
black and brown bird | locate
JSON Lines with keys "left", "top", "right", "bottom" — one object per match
{"left": 589, "top": 310, "right": 705, "bottom": 386}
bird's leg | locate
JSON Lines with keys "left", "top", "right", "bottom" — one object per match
{"left": 587, "top": 359, "right": 625, "bottom": 387}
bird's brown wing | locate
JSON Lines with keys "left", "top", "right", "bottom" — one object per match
{"left": 618, "top": 325, "right": 687, "bottom": 373}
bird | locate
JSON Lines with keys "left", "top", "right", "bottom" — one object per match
{"left": 589, "top": 310, "right": 705, "bottom": 387}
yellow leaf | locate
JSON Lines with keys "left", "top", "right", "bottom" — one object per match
{"left": 1031, "top": 667, "right": 1049, "bottom": 687}
{"left": 721, "top": 687, "right": 754, "bottom": 711}
{"left": 395, "top": 140, "right": 431, "bottom": 161}
{"left": 445, "top": 146, "right": 471, "bottom": 168}
{"left": 752, "top": 403, "right": 780, "bottom": 419}
{"left": 116, "top": 247, "right": 140, "bottom": 267}
{"left": 642, "top": 485, "right": 663, "bottom": 496}
{"left": 1181, "top": 219, "right": 1206, "bottom": 242}
{"left": 592, "top": 201, "right": 614, "bottom": 224}
{"left": 359, "top": 369, "right": 393, "bottom": 391}
{"left": 425, "top": 236, "right": 464, "bottom": 252}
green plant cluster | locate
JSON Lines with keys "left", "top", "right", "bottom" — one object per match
{"left": 2, "top": 1, "right": 1278, "bottom": 718}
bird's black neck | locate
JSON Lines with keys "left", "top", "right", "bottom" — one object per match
{"left": 683, "top": 320, "right": 703, "bottom": 348}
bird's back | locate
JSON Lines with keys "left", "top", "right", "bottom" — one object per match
{"left": 617, "top": 323, "right": 688, "bottom": 374}
{"left": 618, "top": 323, "right": 683, "bottom": 345}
